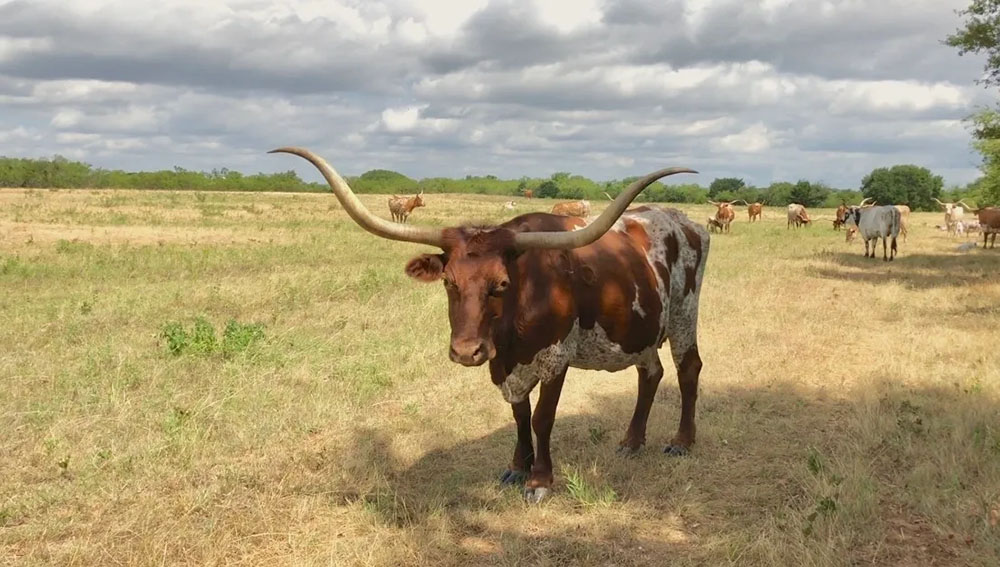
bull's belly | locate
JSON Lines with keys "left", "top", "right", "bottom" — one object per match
{"left": 498, "top": 322, "right": 661, "bottom": 403}
{"left": 569, "top": 323, "right": 658, "bottom": 371}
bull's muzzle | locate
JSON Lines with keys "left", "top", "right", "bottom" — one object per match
{"left": 449, "top": 339, "right": 491, "bottom": 367}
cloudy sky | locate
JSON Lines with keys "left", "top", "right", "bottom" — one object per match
{"left": 0, "top": 0, "right": 993, "bottom": 188}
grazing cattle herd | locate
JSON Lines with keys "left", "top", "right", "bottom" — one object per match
{"left": 381, "top": 186, "right": 995, "bottom": 251}
{"left": 271, "top": 147, "right": 997, "bottom": 502}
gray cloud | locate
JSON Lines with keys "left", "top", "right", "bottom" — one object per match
{"left": 0, "top": 0, "right": 991, "bottom": 188}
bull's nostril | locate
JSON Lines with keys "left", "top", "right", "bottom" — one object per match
{"left": 472, "top": 344, "right": 485, "bottom": 358}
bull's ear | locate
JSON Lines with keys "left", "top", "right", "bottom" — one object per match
{"left": 405, "top": 254, "right": 446, "bottom": 282}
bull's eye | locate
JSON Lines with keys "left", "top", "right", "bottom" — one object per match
{"left": 490, "top": 279, "right": 509, "bottom": 297}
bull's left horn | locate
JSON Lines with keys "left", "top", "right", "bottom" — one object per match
{"left": 269, "top": 147, "right": 445, "bottom": 248}
{"left": 513, "top": 167, "right": 697, "bottom": 250}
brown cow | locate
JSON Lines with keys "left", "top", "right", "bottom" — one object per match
{"left": 834, "top": 204, "right": 849, "bottom": 230}
{"left": 708, "top": 200, "right": 745, "bottom": 233}
{"left": 975, "top": 207, "right": 1000, "bottom": 248}
{"left": 388, "top": 192, "right": 425, "bottom": 223}
{"left": 748, "top": 202, "right": 763, "bottom": 222}
{"left": 551, "top": 200, "right": 592, "bottom": 217}
{"left": 271, "top": 147, "right": 706, "bottom": 503}
{"left": 523, "top": 189, "right": 534, "bottom": 199}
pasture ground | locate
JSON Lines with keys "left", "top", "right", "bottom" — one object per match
{"left": 1, "top": 188, "right": 998, "bottom": 566}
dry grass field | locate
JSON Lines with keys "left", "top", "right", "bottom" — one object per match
{"left": 1, "top": 187, "right": 999, "bottom": 566}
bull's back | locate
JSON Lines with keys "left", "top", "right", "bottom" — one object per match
{"left": 621, "top": 206, "right": 710, "bottom": 325}
{"left": 979, "top": 207, "right": 1000, "bottom": 228}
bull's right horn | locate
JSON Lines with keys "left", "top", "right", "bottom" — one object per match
{"left": 513, "top": 166, "right": 697, "bottom": 250}
{"left": 269, "top": 147, "right": 445, "bottom": 248}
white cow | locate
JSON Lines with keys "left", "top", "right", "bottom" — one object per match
{"left": 933, "top": 198, "right": 973, "bottom": 236}
{"left": 501, "top": 200, "right": 516, "bottom": 211}
{"left": 786, "top": 203, "right": 811, "bottom": 229}
{"left": 842, "top": 205, "right": 901, "bottom": 261}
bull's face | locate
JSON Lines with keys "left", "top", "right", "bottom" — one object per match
{"left": 412, "top": 193, "right": 425, "bottom": 209}
{"left": 842, "top": 207, "right": 860, "bottom": 228}
{"left": 404, "top": 230, "right": 516, "bottom": 367}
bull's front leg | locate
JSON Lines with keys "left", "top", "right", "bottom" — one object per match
{"left": 524, "top": 366, "right": 568, "bottom": 503}
{"left": 499, "top": 400, "right": 533, "bottom": 486}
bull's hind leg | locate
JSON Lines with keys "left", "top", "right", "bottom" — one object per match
{"left": 664, "top": 342, "right": 702, "bottom": 456}
{"left": 664, "top": 301, "right": 703, "bottom": 456}
{"left": 618, "top": 357, "right": 665, "bottom": 456}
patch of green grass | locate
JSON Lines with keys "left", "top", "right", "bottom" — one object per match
{"left": 564, "top": 467, "right": 617, "bottom": 508}
{"left": 222, "top": 319, "right": 266, "bottom": 356}
{"left": 161, "top": 317, "right": 264, "bottom": 357}
{"left": 55, "top": 239, "right": 93, "bottom": 254}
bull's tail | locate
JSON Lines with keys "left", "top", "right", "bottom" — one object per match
{"left": 890, "top": 208, "right": 901, "bottom": 259}
{"left": 890, "top": 208, "right": 901, "bottom": 239}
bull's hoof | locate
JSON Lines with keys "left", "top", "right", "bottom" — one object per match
{"left": 663, "top": 444, "right": 690, "bottom": 457}
{"left": 499, "top": 469, "right": 528, "bottom": 486}
{"left": 616, "top": 444, "right": 642, "bottom": 458}
{"left": 523, "top": 486, "right": 550, "bottom": 504}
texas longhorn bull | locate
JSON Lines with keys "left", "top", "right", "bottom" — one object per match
{"left": 933, "top": 198, "right": 973, "bottom": 236}
{"left": 842, "top": 204, "right": 901, "bottom": 261}
{"left": 271, "top": 147, "right": 708, "bottom": 503}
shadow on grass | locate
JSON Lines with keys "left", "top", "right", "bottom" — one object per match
{"left": 809, "top": 251, "right": 1000, "bottom": 289}
{"left": 322, "top": 377, "right": 1000, "bottom": 566}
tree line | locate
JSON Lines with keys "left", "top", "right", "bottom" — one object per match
{"left": 1, "top": 155, "right": 982, "bottom": 211}
{"left": 945, "top": 0, "right": 1000, "bottom": 208}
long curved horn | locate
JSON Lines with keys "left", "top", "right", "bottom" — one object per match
{"left": 730, "top": 199, "right": 749, "bottom": 206}
{"left": 513, "top": 167, "right": 697, "bottom": 250}
{"left": 603, "top": 191, "right": 613, "bottom": 201}
{"left": 859, "top": 197, "right": 874, "bottom": 207}
{"left": 933, "top": 197, "right": 946, "bottom": 207}
{"left": 957, "top": 199, "right": 974, "bottom": 210}
{"left": 269, "top": 147, "right": 445, "bottom": 248}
